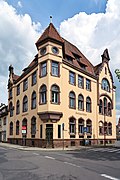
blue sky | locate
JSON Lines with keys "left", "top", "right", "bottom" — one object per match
{"left": 0, "top": 0, "right": 120, "bottom": 122}
{"left": 7, "top": 0, "right": 107, "bottom": 28}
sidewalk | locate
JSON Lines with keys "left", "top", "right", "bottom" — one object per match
{"left": 0, "top": 142, "right": 85, "bottom": 151}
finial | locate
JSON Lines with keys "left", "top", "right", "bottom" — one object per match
{"left": 50, "top": 16, "right": 52, "bottom": 23}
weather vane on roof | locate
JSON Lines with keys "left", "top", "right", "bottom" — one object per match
{"left": 50, "top": 16, "right": 52, "bottom": 23}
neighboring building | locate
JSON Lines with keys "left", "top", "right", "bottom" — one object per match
{"left": 7, "top": 23, "right": 116, "bottom": 148}
{"left": 116, "top": 118, "right": 120, "bottom": 140}
{"left": 0, "top": 103, "right": 8, "bottom": 142}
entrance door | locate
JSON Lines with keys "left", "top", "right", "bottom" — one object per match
{"left": 46, "top": 124, "right": 53, "bottom": 147}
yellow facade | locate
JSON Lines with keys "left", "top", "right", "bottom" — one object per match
{"left": 7, "top": 23, "right": 116, "bottom": 147}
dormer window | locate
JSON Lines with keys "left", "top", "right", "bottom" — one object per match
{"left": 66, "top": 56, "right": 73, "bottom": 63}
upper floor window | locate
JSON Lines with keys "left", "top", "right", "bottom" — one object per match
{"left": 16, "top": 84, "right": 20, "bottom": 96}
{"left": 86, "top": 79, "right": 91, "bottom": 91}
{"left": 16, "top": 100, "right": 20, "bottom": 115}
{"left": 40, "top": 85, "right": 47, "bottom": 104}
{"left": 69, "top": 91, "right": 76, "bottom": 109}
{"left": 86, "top": 97, "right": 91, "bottom": 112}
{"left": 3, "top": 117, "right": 6, "bottom": 125}
{"left": 41, "top": 61, "right": 47, "bottom": 77}
{"left": 51, "top": 61, "right": 59, "bottom": 77}
{"left": 9, "top": 89, "right": 12, "bottom": 98}
{"left": 108, "top": 102, "right": 112, "bottom": 116}
{"left": 31, "top": 91, "right": 36, "bottom": 109}
{"left": 32, "top": 71, "right": 37, "bottom": 86}
{"left": 99, "top": 99, "right": 103, "bottom": 114}
{"left": 78, "top": 94, "right": 84, "bottom": 110}
{"left": 78, "top": 75, "right": 84, "bottom": 88}
{"left": 9, "top": 102, "right": 13, "bottom": 117}
{"left": 23, "top": 96, "right": 28, "bottom": 112}
{"left": 101, "top": 78, "right": 110, "bottom": 92}
{"left": 69, "top": 71, "right": 75, "bottom": 85}
{"left": 104, "top": 97, "right": 107, "bottom": 115}
{"left": 23, "top": 78, "right": 28, "bottom": 91}
{"left": 51, "top": 85, "right": 60, "bottom": 104}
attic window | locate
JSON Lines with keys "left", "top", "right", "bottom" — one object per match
{"left": 81, "top": 64, "right": 86, "bottom": 70}
{"left": 66, "top": 56, "right": 73, "bottom": 63}
{"left": 74, "top": 54, "right": 80, "bottom": 62}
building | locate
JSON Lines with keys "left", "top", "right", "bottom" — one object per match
{"left": 7, "top": 23, "right": 116, "bottom": 148}
{"left": 0, "top": 103, "right": 8, "bottom": 142}
{"left": 116, "top": 118, "right": 120, "bottom": 140}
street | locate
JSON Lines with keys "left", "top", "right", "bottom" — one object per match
{"left": 0, "top": 146, "right": 120, "bottom": 180}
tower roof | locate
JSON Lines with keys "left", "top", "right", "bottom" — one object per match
{"left": 36, "top": 23, "right": 64, "bottom": 46}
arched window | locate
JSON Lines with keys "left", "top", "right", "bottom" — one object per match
{"left": 31, "top": 91, "right": 36, "bottom": 109}
{"left": 10, "top": 121, "right": 13, "bottom": 135}
{"left": 86, "top": 119, "right": 92, "bottom": 134}
{"left": 108, "top": 122, "right": 112, "bottom": 135}
{"left": 16, "top": 120, "right": 19, "bottom": 135}
{"left": 78, "top": 94, "right": 84, "bottom": 110}
{"left": 23, "top": 96, "right": 28, "bottom": 112}
{"left": 78, "top": 118, "right": 84, "bottom": 134}
{"left": 104, "top": 122, "right": 107, "bottom": 134}
{"left": 16, "top": 100, "right": 20, "bottom": 114}
{"left": 31, "top": 117, "right": 36, "bottom": 138}
{"left": 86, "top": 97, "right": 91, "bottom": 112}
{"left": 104, "top": 97, "right": 107, "bottom": 115}
{"left": 99, "top": 121, "right": 103, "bottom": 135}
{"left": 101, "top": 78, "right": 110, "bottom": 92}
{"left": 22, "top": 118, "right": 27, "bottom": 134}
{"left": 99, "top": 99, "right": 103, "bottom": 114}
{"left": 69, "top": 91, "right": 76, "bottom": 109}
{"left": 51, "top": 85, "right": 60, "bottom": 104}
{"left": 9, "top": 102, "right": 13, "bottom": 117}
{"left": 108, "top": 102, "right": 112, "bottom": 116}
{"left": 40, "top": 85, "right": 47, "bottom": 104}
{"left": 69, "top": 117, "right": 76, "bottom": 134}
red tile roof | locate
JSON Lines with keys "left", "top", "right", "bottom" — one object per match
{"left": 36, "top": 23, "right": 64, "bottom": 46}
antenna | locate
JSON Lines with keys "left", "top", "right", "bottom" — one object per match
{"left": 50, "top": 16, "right": 52, "bottom": 23}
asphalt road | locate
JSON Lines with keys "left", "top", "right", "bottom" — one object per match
{"left": 0, "top": 146, "right": 120, "bottom": 180}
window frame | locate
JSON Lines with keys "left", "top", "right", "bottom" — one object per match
{"left": 69, "top": 71, "right": 76, "bottom": 85}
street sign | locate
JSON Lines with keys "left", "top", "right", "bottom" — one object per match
{"left": 22, "top": 126, "right": 26, "bottom": 130}
{"left": 22, "top": 130, "right": 26, "bottom": 134}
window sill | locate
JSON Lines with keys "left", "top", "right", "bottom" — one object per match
{"left": 39, "top": 102, "right": 47, "bottom": 105}
{"left": 39, "top": 74, "right": 47, "bottom": 78}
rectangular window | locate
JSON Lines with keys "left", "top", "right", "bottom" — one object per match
{"left": 86, "top": 79, "right": 91, "bottom": 91}
{"left": 23, "top": 78, "right": 28, "bottom": 91}
{"left": 32, "top": 71, "right": 37, "bottom": 85}
{"left": 40, "top": 124, "right": 42, "bottom": 138}
{"left": 69, "top": 71, "right": 75, "bottom": 85}
{"left": 51, "top": 61, "right": 59, "bottom": 76}
{"left": 16, "top": 84, "right": 20, "bottom": 95}
{"left": 3, "top": 117, "right": 6, "bottom": 125}
{"left": 78, "top": 75, "right": 84, "bottom": 88}
{"left": 58, "top": 125, "right": 61, "bottom": 138}
{"left": 9, "top": 89, "right": 12, "bottom": 98}
{"left": 41, "top": 62, "right": 47, "bottom": 77}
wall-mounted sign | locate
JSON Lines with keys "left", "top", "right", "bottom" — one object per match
{"left": 22, "top": 130, "right": 26, "bottom": 134}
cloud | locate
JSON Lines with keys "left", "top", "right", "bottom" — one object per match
{"left": 17, "top": 1, "right": 22, "bottom": 8}
{"left": 60, "top": 0, "right": 120, "bottom": 122}
{"left": 0, "top": 0, "right": 42, "bottom": 103}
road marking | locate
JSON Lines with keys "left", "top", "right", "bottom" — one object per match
{"left": 45, "top": 156, "right": 55, "bottom": 160}
{"left": 101, "top": 174, "right": 120, "bottom": 180}
{"left": 33, "top": 153, "right": 39, "bottom": 156}
{"left": 108, "top": 149, "right": 120, "bottom": 152}
{"left": 64, "top": 162, "right": 81, "bottom": 168}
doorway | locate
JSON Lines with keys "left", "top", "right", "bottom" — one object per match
{"left": 46, "top": 124, "right": 53, "bottom": 147}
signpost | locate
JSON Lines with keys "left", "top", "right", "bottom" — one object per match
{"left": 22, "top": 126, "right": 26, "bottom": 146}
{"left": 62, "top": 123, "right": 64, "bottom": 150}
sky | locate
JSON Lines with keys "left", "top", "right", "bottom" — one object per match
{"left": 0, "top": 0, "right": 120, "bottom": 123}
